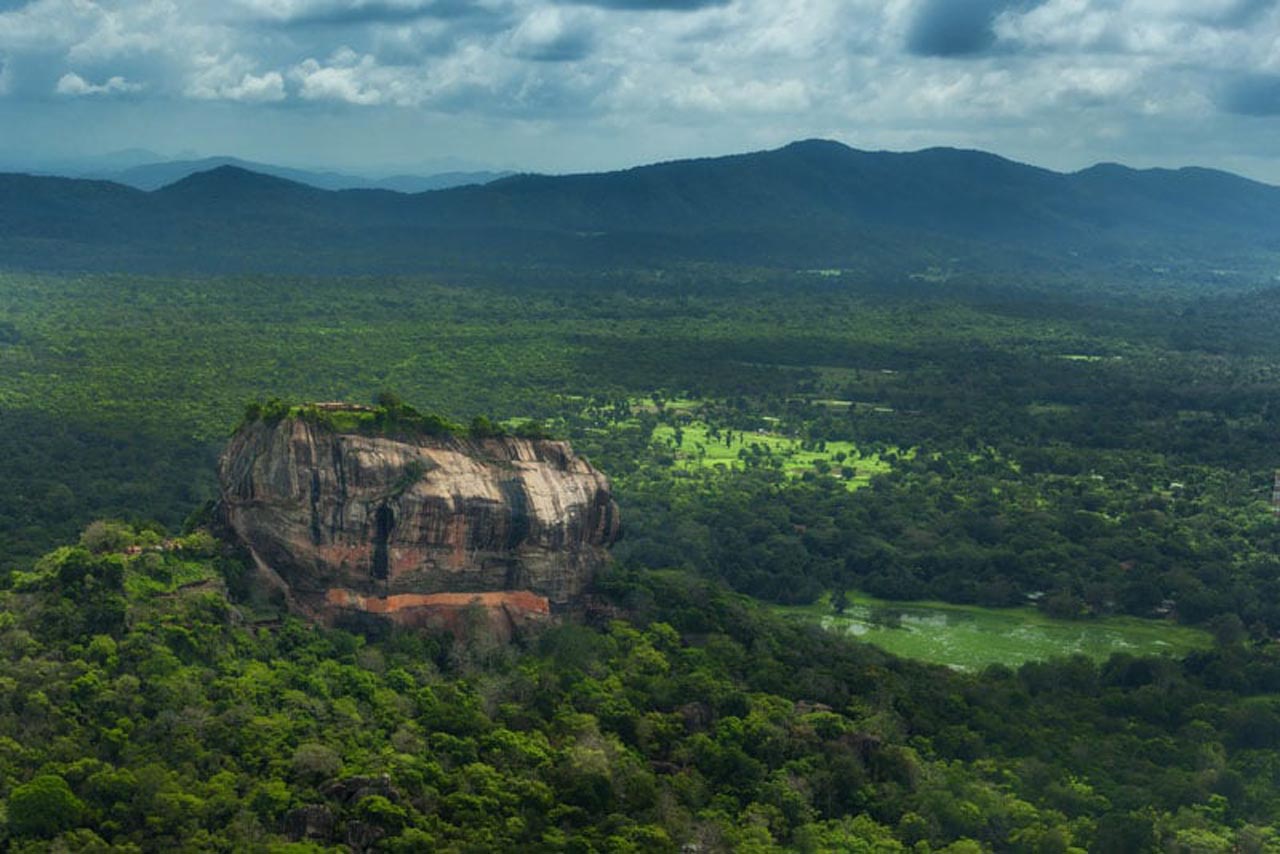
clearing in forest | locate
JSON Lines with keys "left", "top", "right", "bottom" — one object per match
{"left": 652, "top": 421, "right": 894, "bottom": 489}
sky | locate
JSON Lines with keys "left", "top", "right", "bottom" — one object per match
{"left": 1, "top": 0, "right": 1279, "bottom": 181}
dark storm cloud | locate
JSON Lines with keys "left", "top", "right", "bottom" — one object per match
{"left": 557, "top": 0, "right": 730, "bottom": 11}
{"left": 1218, "top": 74, "right": 1280, "bottom": 117}
{"left": 905, "top": 0, "right": 1040, "bottom": 58}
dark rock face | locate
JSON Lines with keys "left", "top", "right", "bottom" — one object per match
{"left": 217, "top": 416, "right": 619, "bottom": 630}
{"left": 284, "top": 805, "right": 335, "bottom": 843}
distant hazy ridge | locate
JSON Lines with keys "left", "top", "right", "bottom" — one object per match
{"left": 2, "top": 139, "right": 1277, "bottom": 275}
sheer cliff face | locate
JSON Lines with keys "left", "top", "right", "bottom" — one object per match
{"left": 218, "top": 417, "right": 619, "bottom": 632}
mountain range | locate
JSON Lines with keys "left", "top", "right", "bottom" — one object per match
{"left": 80, "top": 157, "right": 512, "bottom": 194}
{"left": 1, "top": 139, "right": 1277, "bottom": 277}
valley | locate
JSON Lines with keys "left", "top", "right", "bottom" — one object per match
{"left": 2, "top": 158, "right": 1280, "bottom": 851}
{"left": 3, "top": 268, "right": 1277, "bottom": 631}
{"left": 4, "top": 0, "right": 1280, "bottom": 843}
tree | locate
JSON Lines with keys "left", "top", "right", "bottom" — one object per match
{"left": 79, "top": 521, "right": 135, "bottom": 555}
{"left": 1208, "top": 613, "right": 1247, "bottom": 647}
{"left": 8, "top": 775, "right": 84, "bottom": 838}
{"left": 291, "top": 743, "right": 343, "bottom": 785}
{"left": 469, "top": 415, "right": 503, "bottom": 439}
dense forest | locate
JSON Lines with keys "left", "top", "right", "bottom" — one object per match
{"left": 2, "top": 523, "right": 1279, "bottom": 850}
{"left": 3, "top": 265, "right": 1280, "bottom": 849}
{"left": 6, "top": 269, "right": 1274, "bottom": 620}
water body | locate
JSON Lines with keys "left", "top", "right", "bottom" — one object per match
{"left": 778, "top": 594, "right": 1212, "bottom": 671}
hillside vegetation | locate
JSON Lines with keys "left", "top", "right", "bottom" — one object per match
{"left": 1, "top": 523, "right": 1278, "bottom": 851}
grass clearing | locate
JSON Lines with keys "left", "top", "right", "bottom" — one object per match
{"left": 652, "top": 422, "right": 894, "bottom": 489}
{"left": 776, "top": 591, "right": 1213, "bottom": 670}
{"left": 629, "top": 396, "right": 704, "bottom": 414}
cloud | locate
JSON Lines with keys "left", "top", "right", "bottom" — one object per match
{"left": 667, "top": 77, "right": 809, "bottom": 113}
{"left": 1193, "top": 0, "right": 1277, "bottom": 28}
{"left": 234, "top": 0, "right": 500, "bottom": 26}
{"left": 558, "top": 0, "right": 730, "bottom": 9}
{"left": 906, "top": 0, "right": 1041, "bottom": 57}
{"left": 1218, "top": 73, "right": 1280, "bottom": 116}
{"left": 0, "top": 0, "right": 102, "bottom": 52}
{"left": 187, "top": 56, "right": 287, "bottom": 102}
{"left": 997, "top": 0, "right": 1280, "bottom": 55}
{"left": 508, "top": 8, "right": 595, "bottom": 61}
{"left": 55, "top": 71, "right": 143, "bottom": 96}
{"left": 290, "top": 47, "right": 418, "bottom": 105}
{"left": 0, "top": 0, "right": 222, "bottom": 97}
{"left": 2, "top": 0, "right": 1280, "bottom": 184}
{"left": 223, "top": 71, "right": 287, "bottom": 101}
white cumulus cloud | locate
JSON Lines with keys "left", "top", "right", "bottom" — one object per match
{"left": 187, "top": 55, "right": 287, "bottom": 102}
{"left": 55, "top": 71, "right": 143, "bottom": 95}
{"left": 291, "top": 49, "right": 409, "bottom": 105}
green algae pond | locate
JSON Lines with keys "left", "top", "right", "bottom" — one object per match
{"left": 776, "top": 593, "right": 1213, "bottom": 671}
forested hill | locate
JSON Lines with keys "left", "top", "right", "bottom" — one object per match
{"left": 2, "top": 139, "right": 1279, "bottom": 275}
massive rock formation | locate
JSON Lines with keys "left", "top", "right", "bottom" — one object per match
{"left": 218, "top": 412, "right": 619, "bottom": 637}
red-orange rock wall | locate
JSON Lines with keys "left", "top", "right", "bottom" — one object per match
{"left": 217, "top": 416, "right": 620, "bottom": 635}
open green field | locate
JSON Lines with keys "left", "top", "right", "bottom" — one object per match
{"left": 629, "top": 396, "right": 704, "bottom": 414}
{"left": 652, "top": 421, "right": 893, "bottom": 488}
{"left": 776, "top": 592, "right": 1213, "bottom": 670}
